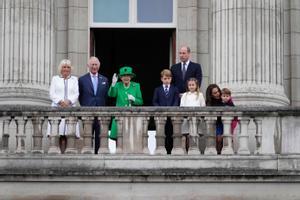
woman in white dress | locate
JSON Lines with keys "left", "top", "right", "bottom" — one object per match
{"left": 48, "top": 59, "right": 80, "bottom": 153}
{"left": 180, "top": 78, "right": 206, "bottom": 153}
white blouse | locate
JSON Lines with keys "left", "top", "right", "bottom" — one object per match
{"left": 49, "top": 75, "right": 79, "bottom": 107}
{"left": 180, "top": 91, "right": 206, "bottom": 107}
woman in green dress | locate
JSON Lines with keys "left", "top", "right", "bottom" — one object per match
{"left": 108, "top": 66, "right": 143, "bottom": 140}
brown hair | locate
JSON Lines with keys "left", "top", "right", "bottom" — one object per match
{"left": 160, "top": 69, "right": 172, "bottom": 77}
{"left": 205, "top": 84, "right": 222, "bottom": 106}
{"left": 186, "top": 78, "right": 201, "bottom": 99}
{"left": 221, "top": 88, "right": 231, "bottom": 96}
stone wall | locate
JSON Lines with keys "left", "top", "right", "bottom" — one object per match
{"left": 0, "top": 155, "right": 300, "bottom": 199}
{"left": 289, "top": 0, "right": 300, "bottom": 106}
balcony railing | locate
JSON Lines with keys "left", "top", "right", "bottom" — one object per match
{"left": 0, "top": 106, "right": 299, "bottom": 155}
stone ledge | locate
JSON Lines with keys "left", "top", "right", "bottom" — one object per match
{"left": 0, "top": 155, "right": 300, "bottom": 182}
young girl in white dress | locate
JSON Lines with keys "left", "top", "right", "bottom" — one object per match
{"left": 180, "top": 78, "right": 206, "bottom": 153}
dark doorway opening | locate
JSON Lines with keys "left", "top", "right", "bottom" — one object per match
{"left": 91, "top": 28, "right": 175, "bottom": 106}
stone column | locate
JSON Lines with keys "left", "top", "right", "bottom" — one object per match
{"left": 253, "top": 117, "right": 263, "bottom": 154}
{"left": 204, "top": 117, "right": 217, "bottom": 155}
{"left": 15, "top": 117, "right": 27, "bottom": 154}
{"left": 142, "top": 117, "right": 150, "bottom": 154}
{"left": 154, "top": 116, "right": 167, "bottom": 155}
{"left": 211, "top": 0, "right": 289, "bottom": 106}
{"left": 98, "top": 117, "right": 111, "bottom": 154}
{"left": 0, "top": 0, "right": 55, "bottom": 105}
{"left": 115, "top": 117, "right": 124, "bottom": 154}
{"left": 65, "top": 117, "right": 78, "bottom": 154}
{"left": 81, "top": 117, "right": 93, "bottom": 154}
{"left": 238, "top": 117, "right": 251, "bottom": 155}
{"left": 171, "top": 116, "right": 184, "bottom": 155}
{"left": 221, "top": 117, "right": 234, "bottom": 155}
{"left": 47, "top": 117, "right": 60, "bottom": 154}
{"left": 0, "top": 117, "right": 10, "bottom": 153}
{"left": 188, "top": 117, "right": 201, "bottom": 155}
{"left": 31, "top": 117, "right": 44, "bottom": 154}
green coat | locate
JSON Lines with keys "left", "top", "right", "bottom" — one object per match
{"left": 108, "top": 81, "right": 143, "bottom": 139}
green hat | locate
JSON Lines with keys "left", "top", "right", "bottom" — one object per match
{"left": 118, "top": 66, "right": 135, "bottom": 77}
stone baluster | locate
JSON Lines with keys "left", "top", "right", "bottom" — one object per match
{"left": 81, "top": 117, "right": 94, "bottom": 154}
{"left": 0, "top": 118, "right": 3, "bottom": 146}
{"left": 31, "top": 117, "right": 44, "bottom": 154}
{"left": 0, "top": 117, "right": 11, "bottom": 154}
{"left": 171, "top": 116, "right": 184, "bottom": 155}
{"left": 65, "top": 117, "right": 78, "bottom": 154}
{"left": 188, "top": 117, "right": 201, "bottom": 155}
{"left": 238, "top": 117, "right": 251, "bottom": 155}
{"left": 253, "top": 117, "right": 263, "bottom": 155}
{"left": 98, "top": 117, "right": 111, "bottom": 154}
{"left": 15, "top": 117, "right": 27, "bottom": 154}
{"left": 48, "top": 117, "right": 61, "bottom": 154}
{"left": 115, "top": 117, "right": 124, "bottom": 154}
{"left": 154, "top": 116, "right": 167, "bottom": 155}
{"left": 221, "top": 117, "right": 234, "bottom": 155}
{"left": 142, "top": 117, "right": 150, "bottom": 154}
{"left": 204, "top": 117, "right": 217, "bottom": 155}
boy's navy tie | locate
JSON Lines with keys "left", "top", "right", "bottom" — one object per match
{"left": 164, "top": 86, "right": 169, "bottom": 96}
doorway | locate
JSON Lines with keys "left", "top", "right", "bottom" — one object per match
{"left": 91, "top": 28, "right": 175, "bottom": 106}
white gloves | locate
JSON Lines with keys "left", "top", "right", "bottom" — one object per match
{"left": 128, "top": 94, "right": 135, "bottom": 102}
{"left": 112, "top": 73, "right": 118, "bottom": 86}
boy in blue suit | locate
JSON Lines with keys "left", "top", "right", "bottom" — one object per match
{"left": 153, "top": 69, "right": 179, "bottom": 154}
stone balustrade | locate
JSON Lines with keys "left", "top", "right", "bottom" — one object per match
{"left": 0, "top": 105, "right": 299, "bottom": 155}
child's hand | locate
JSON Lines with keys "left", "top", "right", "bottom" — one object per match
{"left": 112, "top": 73, "right": 118, "bottom": 86}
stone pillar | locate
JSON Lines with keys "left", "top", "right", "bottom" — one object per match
{"left": 253, "top": 117, "right": 263, "bottom": 154}
{"left": 0, "top": 117, "right": 10, "bottom": 153}
{"left": 0, "top": 0, "right": 55, "bottom": 105}
{"left": 204, "top": 117, "right": 217, "bottom": 155}
{"left": 15, "top": 117, "right": 27, "bottom": 154}
{"left": 115, "top": 117, "right": 124, "bottom": 154}
{"left": 221, "top": 117, "right": 234, "bottom": 155}
{"left": 142, "top": 117, "right": 150, "bottom": 154}
{"left": 31, "top": 117, "right": 44, "bottom": 154}
{"left": 171, "top": 116, "right": 184, "bottom": 155}
{"left": 98, "top": 117, "right": 111, "bottom": 154}
{"left": 120, "top": 116, "right": 144, "bottom": 154}
{"left": 81, "top": 117, "right": 93, "bottom": 154}
{"left": 65, "top": 117, "right": 78, "bottom": 154}
{"left": 154, "top": 116, "right": 167, "bottom": 155}
{"left": 47, "top": 117, "right": 61, "bottom": 155}
{"left": 238, "top": 117, "right": 251, "bottom": 155}
{"left": 212, "top": 0, "right": 289, "bottom": 106}
{"left": 188, "top": 117, "right": 201, "bottom": 155}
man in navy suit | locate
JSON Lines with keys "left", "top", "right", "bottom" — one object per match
{"left": 78, "top": 56, "right": 109, "bottom": 154}
{"left": 171, "top": 46, "right": 202, "bottom": 94}
{"left": 153, "top": 69, "right": 179, "bottom": 154}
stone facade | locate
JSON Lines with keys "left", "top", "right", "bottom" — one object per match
{"left": 0, "top": 0, "right": 299, "bottom": 106}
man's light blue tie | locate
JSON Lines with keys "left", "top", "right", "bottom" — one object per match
{"left": 92, "top": 76, "right": 98, "bottom": 95}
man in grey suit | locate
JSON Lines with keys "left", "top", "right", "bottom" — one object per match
{"left": 78, "top": 56, "right": 109, "bottom": 154}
